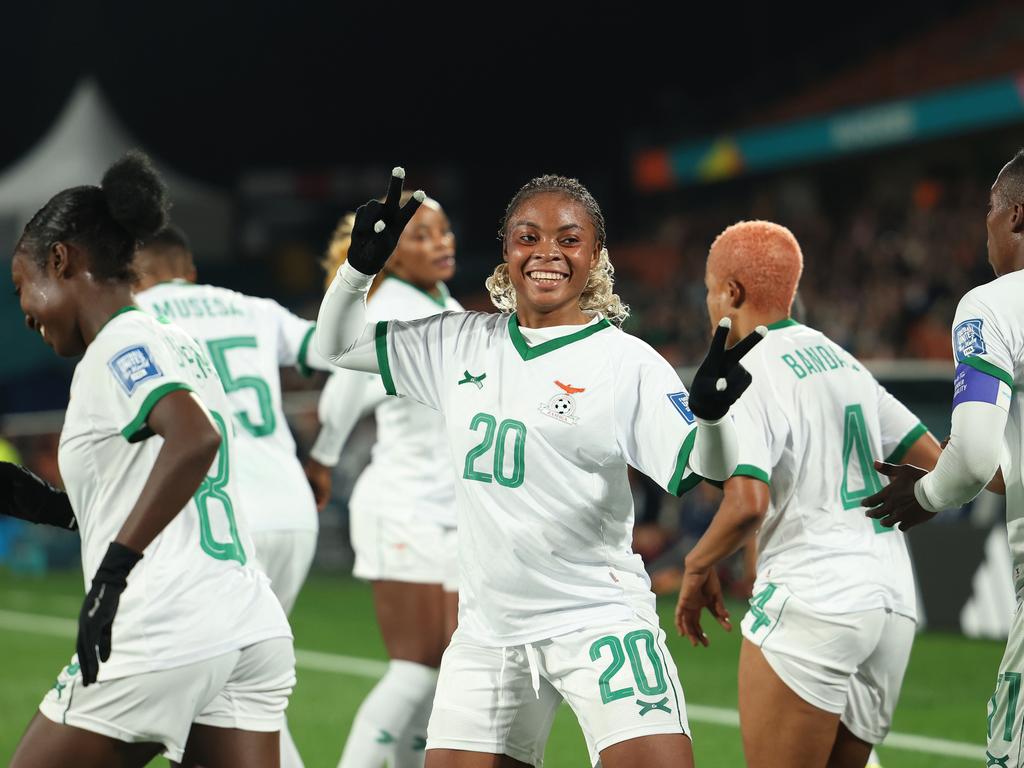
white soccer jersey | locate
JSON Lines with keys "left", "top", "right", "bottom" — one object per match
{"left": 318, "top": 276, "right": 462, "bottom": 526}
{"left": 137, "top": 280, "right": 323, "bottom": 534}
{"left": 950, "top": 272, "right": 1024, "bottom": 591}
{"left": 375, "top": 310, "right": 703, "bottom": 646}
{"left": 731, "top": 319, "right": 925, "bottom": 620}
{"left": 58, "top": 307, "right": 289, "bottom": 680}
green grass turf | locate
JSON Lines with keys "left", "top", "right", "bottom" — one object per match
{"left": 0, "top": 569, "right": 1005, "bottom": 767}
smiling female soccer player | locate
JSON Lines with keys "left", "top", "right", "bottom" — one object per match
{"left": 3, "top": 152, "right": 293, "bottom": 768}
{"left": 315, "top": 169, "right": 762, "bottom": 768}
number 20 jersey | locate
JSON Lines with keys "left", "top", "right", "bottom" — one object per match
{"left": 58, "top": 308, "right": 289, "bottom": 681}
{"left": 376, "top": 311, "right": 703, "bottom": 647}
{"left": 729, "top": 320, "right": 926, "bottom": 620}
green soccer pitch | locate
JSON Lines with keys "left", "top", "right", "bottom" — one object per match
{"left": 0, "top": 569, "right": 1004, "bottom": 767}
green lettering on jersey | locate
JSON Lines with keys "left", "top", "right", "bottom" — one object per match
{"left": 795, "top": 349, "right": 820, "bottom": 375}
{"left": 781, "top": 354, "right": 806, "bottom": 379}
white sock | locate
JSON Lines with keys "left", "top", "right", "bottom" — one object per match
{"left": 393, "top": 684, "right": 437, "bottom": 768}
{"left": 280, "top": 717, "right": 304, "bottom": 768}
{"left": 338, "top": 660, "right": 439, "bottom": 768}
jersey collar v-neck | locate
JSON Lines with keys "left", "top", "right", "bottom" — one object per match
{"left": 507, "top": 313, "right": 612, "bottom": 361}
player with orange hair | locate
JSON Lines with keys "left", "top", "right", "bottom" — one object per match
{"left": 675, "top": 221, "right": 941, "bottom": 768}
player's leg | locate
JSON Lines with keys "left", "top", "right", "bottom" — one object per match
{"left": 176, "top": 725, "right": 280, "bottom": 768}
{"left": 544, "top": 611, "right": 692, "bottom": 768}
{"left": 340, "top": 511, "right": 452, "bottom": 767}
{"left": 738, "top": 639, "right": 841, "bottom": 768}
{"left": 832, "top": 611, "right": 916, "bottom": 768}
{"left": 189, "top": 637, "right": 296, "bottom": 768}
{"left": 426, "top": 636, "right": 559, "bottom": 768}
{"left": 11, "top": 713, "right": 163, "bottom": 768}
{"left": 986, "top": 601, "right": 1024, "bottom": 767}
{"left": 251, "top": 529, "right": 318, "bottom": 768}
{"left": 397, "top": 532, "right": 462, "bottom": 768}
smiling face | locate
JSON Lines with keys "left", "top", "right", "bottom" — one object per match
{"left": 389, "top": 199, "right": 456, "bottom": 286}
{"left": 11, "top": 244, "right": 85, "bottom": 357}
{"left": 502, "top": 192, "right": 600, "bottom": 322}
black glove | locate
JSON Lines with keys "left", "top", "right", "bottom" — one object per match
{"left": 0, "top": 461, "right": 77, "bottom": 530}
{"left": 346, "top": 167, "right": 424, "bottom": 276}
{"left": 688, "top": 318, "right": 766, "bottom": 421}
{"left": 77, "top": 542, "right": 142, "bottom": 686}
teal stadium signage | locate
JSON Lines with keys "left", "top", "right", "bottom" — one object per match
{"left": 634, "top": 73, "right": 1024, "bottom": 189}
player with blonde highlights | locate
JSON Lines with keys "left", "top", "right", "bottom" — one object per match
{"left": 677, "top": 220, "right": 940, "bottom": 768}
{"left": 316, "top": 168, "right": 764, "bottom": 768}
{"left": 308, "top": 195, "right": 462, "bottom": 768}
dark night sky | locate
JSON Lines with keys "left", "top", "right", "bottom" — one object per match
{"left": 0, "top": 1, "right": 975, "bottom": 186}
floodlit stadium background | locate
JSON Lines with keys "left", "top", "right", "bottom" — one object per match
{"left": 2, "top": 2, "right": 1023, "bottom": 765}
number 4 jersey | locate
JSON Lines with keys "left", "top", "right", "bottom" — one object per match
{"left": 730, "top": 319, "right": 926, "bottom": 621}
{"left": 58, "top": 307, "right": 289, "bottom": 680}
{"left": 376, "top": 311, "right": 705, "bottom": 646}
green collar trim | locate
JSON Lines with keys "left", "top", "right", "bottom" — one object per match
{"left": 386, "top": 275, "right": 449, "bottom": 309}
{"left": 765, "top": 318, "right": 800, "bottom": 331}
{"left": 507, "top": 314, "right": 612, "bottom": 361}
{"left": 99, "top": 305, "right": 141, "bottom": 334}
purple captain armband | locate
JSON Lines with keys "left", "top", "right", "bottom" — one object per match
{"left": 952, "top": 362, "right": 1001, "bottom": 408}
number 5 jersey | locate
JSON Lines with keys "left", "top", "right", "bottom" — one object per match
{"left": 58, "top": 307, "right": 289, "bottom": 681}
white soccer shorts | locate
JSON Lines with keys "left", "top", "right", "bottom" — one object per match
{"left": 740, "top": 582, "right": 915, "bottom": 744}
{"left": 39, "top": 637, "right": 295, "bottom": 761}
{"left": 427, "top": 610, "right": 690, "bottom": 767}
{"left": 987, "top": 598, "right": 1024, "bottom": 767}
{"left": 350, "top": 504, "right": 458, "bottom": 592}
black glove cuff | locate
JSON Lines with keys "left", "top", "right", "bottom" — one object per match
{"left": 95, "top": 542, "right": 143, "bottom": 583}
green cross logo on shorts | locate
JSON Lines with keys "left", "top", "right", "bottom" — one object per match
{"left": 375, "top": 730, "right": 395, "bottom": 744}
{"left": 458, "top": 370, "right": 486, "bottom": 389}
{"left": 986, "top": 752, "right": 1009, "bottom": 767}
{"left": 637, "top": 697, "right": 672, "bottom": 716}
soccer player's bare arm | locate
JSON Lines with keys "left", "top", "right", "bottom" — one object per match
{"left": 676, "top": 475, "right": 769, "bottom": 647}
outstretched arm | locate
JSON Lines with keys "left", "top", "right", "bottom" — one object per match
{"left": 315, "top": 168, "right": 424, "bottom": 372}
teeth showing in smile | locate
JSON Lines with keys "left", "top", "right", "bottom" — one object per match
{"left": 527, "top": 271, "right": 567, "bottom": 282}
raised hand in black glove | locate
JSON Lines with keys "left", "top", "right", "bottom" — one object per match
{"left": 687, "top": 317, "right": 766, "bottom": 421}
{"left": 0, "top": 461, "right": 77, "bottom": 530}
{"left": 77, "top": 542, "right": 142, "bottom": 685}
{"left": 346, "top": 167, "right": 425, "bottom": 276}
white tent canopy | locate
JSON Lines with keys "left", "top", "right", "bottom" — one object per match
{"left": 0, "top": 78, "right": 230, "bottom": 256}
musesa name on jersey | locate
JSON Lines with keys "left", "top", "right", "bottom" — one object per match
{"left": 150, "top": 296, "right": 245, "bottom": 321}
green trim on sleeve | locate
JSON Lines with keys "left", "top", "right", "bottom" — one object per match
{"left": 960, "top": 356, "right": 1015, "bottom": 389}
{"left": 296, "top": 325, "right": 315, "bottom": 378}
{"left": 668, "top": 430, "right": 704, "bottom": 496}
{"left": 120, "top": 382, "right": 194, "bottom": 443}
{"left": 731, "top": 464, "right": 771, "bottom": 485}
{"left": 375, "top": 321, "right": 397, "bottom": 396}
{"left": 884, "top": 422, "right": 928, "bottom": 464}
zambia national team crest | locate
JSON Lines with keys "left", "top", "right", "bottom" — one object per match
{"left": 539, "top": 380, "right": 585, "bottom": 425}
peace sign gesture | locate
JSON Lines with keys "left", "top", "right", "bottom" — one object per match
{"left": 346, "top": 167, "right": 425, "bottom": 276}
{"left": 687, "top": 318, "right": 766, "bottom": 421}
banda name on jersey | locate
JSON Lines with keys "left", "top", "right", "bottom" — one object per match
{"left": 781, "top": 344, "right": 858, "bottom": 380}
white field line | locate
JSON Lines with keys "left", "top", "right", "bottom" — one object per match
{"left": 0, "top": 608, "right": 984, "bottom": 762}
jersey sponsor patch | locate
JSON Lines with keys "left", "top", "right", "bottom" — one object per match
{"left": 667, "top": 391, "right": 696, "bottom": 424}
{"left": 953, "top": 318, "right": 987, "bottom": 362}
{"left": 952, "top": 362, "right": 1002, "bottom": 408}
{"left": 108, "top": 344, "right": 163, "bottom": 395}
